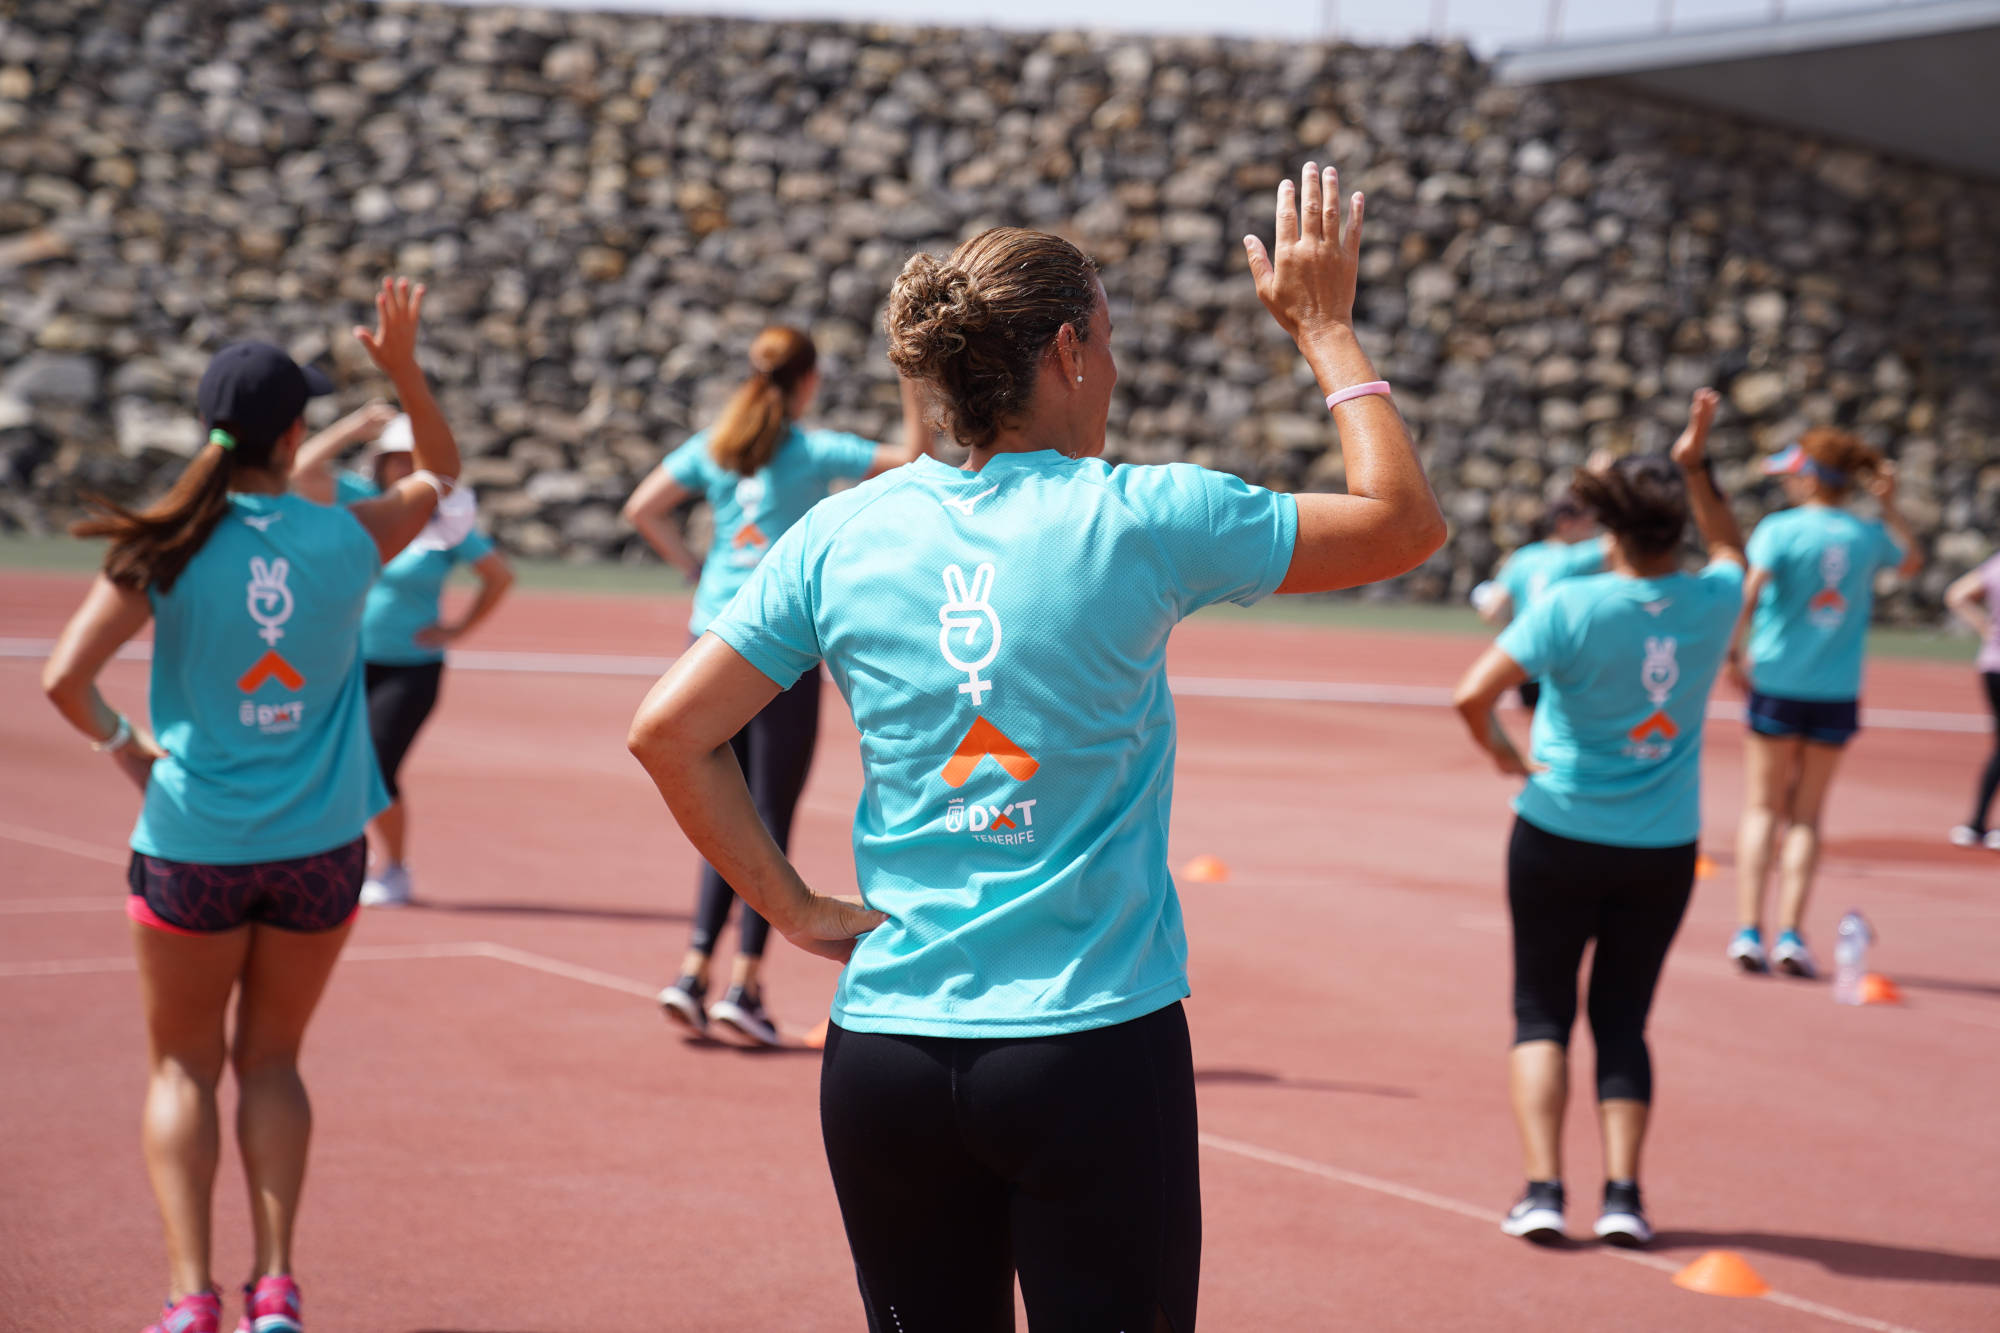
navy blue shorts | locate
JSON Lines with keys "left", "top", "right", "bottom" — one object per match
{"left": 126, "top": 837, "right": 367, "bottom": 935}
{"left": 1746, "top": 691, "right": 1860, "bottom": 747}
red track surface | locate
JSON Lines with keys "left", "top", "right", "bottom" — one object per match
{"left": 3, "top": 570, "right": 1996, "bottom": 1331}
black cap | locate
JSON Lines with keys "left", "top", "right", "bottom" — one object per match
{"left": 196, "top": 342, "right": 335, "bottom": 451}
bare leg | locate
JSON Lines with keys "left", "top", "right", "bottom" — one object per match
{"left": 369, "top": 800, "right": 407, "bottom": 869}
{"left": 729, "top": 952, "right": 763, "bottom": 993}
{"left": 132, "top": 919, "right": 252, "bottom": 1301}
{"left": 1777, "top": 743, "right": 1847, "bottom": 934}
{"left": 676, "top": 948, "right": 712, "bottom": 988}
{"left": 231, "top": 917, "right": 354, "bottom": 1280}
{"left": 1509, "top": 1041, "right": 1568, "bottom": 1181}
{"left": 1599, "top": 1099, "right": 1649, "bottom": 1182}
{"left": 1735, "top": 733, "right": 1797, "bottom": 929}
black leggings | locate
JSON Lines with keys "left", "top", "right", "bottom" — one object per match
{"left": 1971, "top": 672, "right": 2000, "bottom": 833}
{"left": 1508, "top": 818, "right": 1696, "bottom": 1105}
{"left": 364, "top": 660, "right": 444, "bottom": 801}
{"left": 820, "top": 1003, "right": 1200, "bottom": 1333}
{"left": 687, "top": 666, "right": 822, "bottom": 958}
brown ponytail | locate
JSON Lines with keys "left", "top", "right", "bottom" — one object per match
{"left": 1796, "top": 427, "right": 1882, "bottom": 495}
{"left": 74, "top": 420, "right": 286, "bottom": 593}
{"left": 708, "top": 326, "right": 816, "bottom": 476}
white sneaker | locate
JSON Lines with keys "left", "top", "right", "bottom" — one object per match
{"left": 359, "top": 864, "right": 412, "bottom": 908}
{"left": 1501, "top": 1182, "right": 1566, "bottom": 1244}
{"left": 1988, "top": 830, "right": 2000, "bottom": 852}
{"left": 1726, "top": 928, "right": 1767, "bottom": 973}
{"left": 710, "top": 986, "right": 782, "bottom": 1047}
{"left": 1950, "top": 825, "right": 1980, "bottom": 848}
{"left": 1771, "top": 931, "right": 1818, "bottom": 979}
{"left": 1594, "top": 1183, "right": 1652, "bottom": 1248}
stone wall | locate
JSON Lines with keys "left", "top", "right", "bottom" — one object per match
{"left": 4, "top": 0, "right": 1997, "bottom": 615}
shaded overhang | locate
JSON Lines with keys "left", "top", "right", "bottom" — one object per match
{"left": 1493, "top": 1, "right": 2000, "bottom": 179}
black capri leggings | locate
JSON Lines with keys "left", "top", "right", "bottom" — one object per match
{"left": 820, "top": 1002, "right": 1200, "bottom": 1333}
{"left": 687, "top": 665, "right": 822, "bottom": 958}
{"left": 1508, "top": 817, "right": 1696, "bottom": 1105}
{"left": 364, "top": 660, "right": 444, "bottom": 801}
{"left": 1969, "top": 671, "right": 2000, "bottom": 833}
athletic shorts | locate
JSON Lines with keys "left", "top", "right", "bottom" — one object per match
{"left": 126, "top": 836, "right": 367, "bottom": 935}
{"left": 1746, "top": 690, "right": 1860, "bottom": 747}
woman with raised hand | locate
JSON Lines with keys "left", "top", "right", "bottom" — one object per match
{"left": 1945, "top": 553, "right": 2000, "bottom": 850}
{"left": 622, "top": 326, "right": 930, "bottom": 1046}
{"left": 291, "top": 412, "right": 515, "bottom": 907}
{"left": 41, "top": 279, "right": 457, "bottom": 1333}
{"left": 1725, "top": 429, "right": 1922, "bottom": 977}
{"left": 629, "top": 164, "right": 1443, "bottom": 1330}
{"left": 1454, "top": 389, "right": 1743, "bottom": 1250}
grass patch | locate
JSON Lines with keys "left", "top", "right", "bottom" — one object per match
{"left": 1, "top": 533, "right": 1971, "bottom": 663}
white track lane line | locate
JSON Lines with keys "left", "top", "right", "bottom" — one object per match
{"left": 0, "top": 640, "right": 1981, "bottom": 733}
{"left": 1197, "top": 1133, "right": 1928, "bottom": 1333}
{"left": 0, "top": 820, "right": 129, "bottom": 866}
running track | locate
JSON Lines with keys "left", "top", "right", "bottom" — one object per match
{"left": 3, "top": 570, "right": 1996, "bottom": 1331}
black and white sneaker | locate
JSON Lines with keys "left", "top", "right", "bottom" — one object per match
{"left": 657, "top": 975, "right": 708, "bottom": 1035}
{"left": 1593, "top": 1180, "right": 1652, "bottom": 1248}
{"left": 1501, "top": 1181, "right": 1566, "bottom": 1244}
{"left": 711, "top": 985, "right": 781, "bottom": 1047}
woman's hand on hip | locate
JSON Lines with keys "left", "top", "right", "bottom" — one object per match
{"left": 782, "top": 892, "right": 889, "bottom": 965}
{"left": 1243, "top": 162, "right": 1363, "bottom": 342}
{"left": 111, "top": 729, "right": 164, "bottom": 793}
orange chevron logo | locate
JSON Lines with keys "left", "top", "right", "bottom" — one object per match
{"left": 1809, "top": 587, "right": 1846, "bottom": 613}
{"left": 237, "top": 650, "right": 305, "bottom": 694}
{"left": 1628, "top": 710, "right": 1678, "bottom": 744}
{"left": 940, "top": 716, "right": 1038, "bottom": 789}
{"left": 731, "top": 523, "right": 769, "bottom": 550}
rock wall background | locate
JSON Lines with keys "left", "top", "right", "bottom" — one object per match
{"left": 4, "top": 0, "right": 1997, "bottom": 616}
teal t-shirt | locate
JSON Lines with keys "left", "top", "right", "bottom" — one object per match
{"left": 1495, "top": 537, "right": 1605, "bottom": 616}
{"left": 1745, "top": 506, "right": 1903, "bottom": 702}
{"left": 662, "top": 425, "right": 880, "bottom": 636}
{"left": 335, "top": 471, "right": 496, "bottom": 665}
{"left": 133, "top": 493, "right": 389, "bottom": 864}
{"left": 1498, "top": 562, "right": 1745, "bottom": 848}
{"left": 708, "top": 452, "right": 1299, "bottom": 1039}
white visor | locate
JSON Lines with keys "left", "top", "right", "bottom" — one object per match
{"left": 374, "top": 414, "right": 415, "bottom": 455}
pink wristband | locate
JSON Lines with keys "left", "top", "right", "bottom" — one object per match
{"left": 1325, "top": 380, "right": 1391, "bottom": 411}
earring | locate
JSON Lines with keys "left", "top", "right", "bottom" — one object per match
{"left": 1076, "top": 376, "right": 1083, "bottom": 383}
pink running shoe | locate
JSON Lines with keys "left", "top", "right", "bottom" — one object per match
{"left": 143, "top": 1290, "right": 222, "bottom": 1333}
{"left": 235, "top": 1275, "right": 303, "bottom": 1333}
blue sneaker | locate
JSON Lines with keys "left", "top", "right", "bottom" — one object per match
{"left": 1772, "top": 930, "right": 1818, "bottom": 979}
{"left": 1726, "top": 926, "right": 1767, "bottom": 973}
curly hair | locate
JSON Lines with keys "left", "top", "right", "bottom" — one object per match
{"left": 885, "top": 228, "right": 1100, "bottom": 449}
{"left": 1569, "top": 456, "right": 1688, "bottom": 561}
{"left": 1795, "top": 427, "right": 1883, "bottom": 493}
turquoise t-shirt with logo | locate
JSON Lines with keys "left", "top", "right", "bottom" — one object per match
{"left": 134, "top": 493, "right": 389, "bottom": 864}
{"left": 1495, "top": 537, "right": 1605, "bottom": 616}
{"left": 661, "top": 426, "right": 880, "bottom": 636}
{"left": 336, "top": 471, "right": 495, "bottom": 665}
{"left": 1497, "top": 562, "right": 1745, "bottom": 848}
{"left": 708, "top": 451, "right": 1298, "bottom": 1039}
{"left": 1745, "top": 506, "right": 1903, "bottom": 702}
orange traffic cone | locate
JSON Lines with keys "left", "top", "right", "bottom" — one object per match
{"left": 1858, "top": 973, "right": 1903, "bottom": 1005}
{"left": 1695, "top": 853, "right": 1717, "bottom": 880}
{"left": 1673, "top": 1251, "right": 1769, "bottom": 1298}
{"left": 1182, "top": 855, "right": 1230, "bottom": 883}
{"left": 799, "top": 1018, "right": 830, "bottom": 1050}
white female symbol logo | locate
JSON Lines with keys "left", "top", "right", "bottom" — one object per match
{"left": 246, "top": 556, "right": 295, "bottom": 646}
{"left": 938, "top": 563, "right": 1001, "bottom": 705}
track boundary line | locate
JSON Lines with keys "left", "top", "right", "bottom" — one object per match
{"left": 0, "top": 820, "right": 129, "bottom": 866}
{"left": 1, "top": 640, "right": 1981, "bottom": 733}
{"left": 1196, "top": 1132, "right": 1927, "bottom": 1333}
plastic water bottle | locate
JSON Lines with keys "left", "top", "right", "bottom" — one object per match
{"left": 1834, "top": 911, "right": 1873, "bottom": 1005}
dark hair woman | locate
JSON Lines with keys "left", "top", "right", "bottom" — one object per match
{"left": 41, "top": 279, "right": 459, "bottom": 1333}
{"left": 289, "top": 410, "right": 515, "bottom": 908}
{"left": 1454, "top": 389, "right": 1745, "bottom": 1250}
{"left": 621, "top": 325, "right": 931, "bottom": 1045}
{"left": 1724, "top": 428, "right": 1923, "bottom": 977}
{"left": 627, "top": 165, "right": 1444, "bottom": 1328}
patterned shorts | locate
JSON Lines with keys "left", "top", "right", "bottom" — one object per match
{"left": 126, "top": 837, "right": 367, "bottom": 935}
